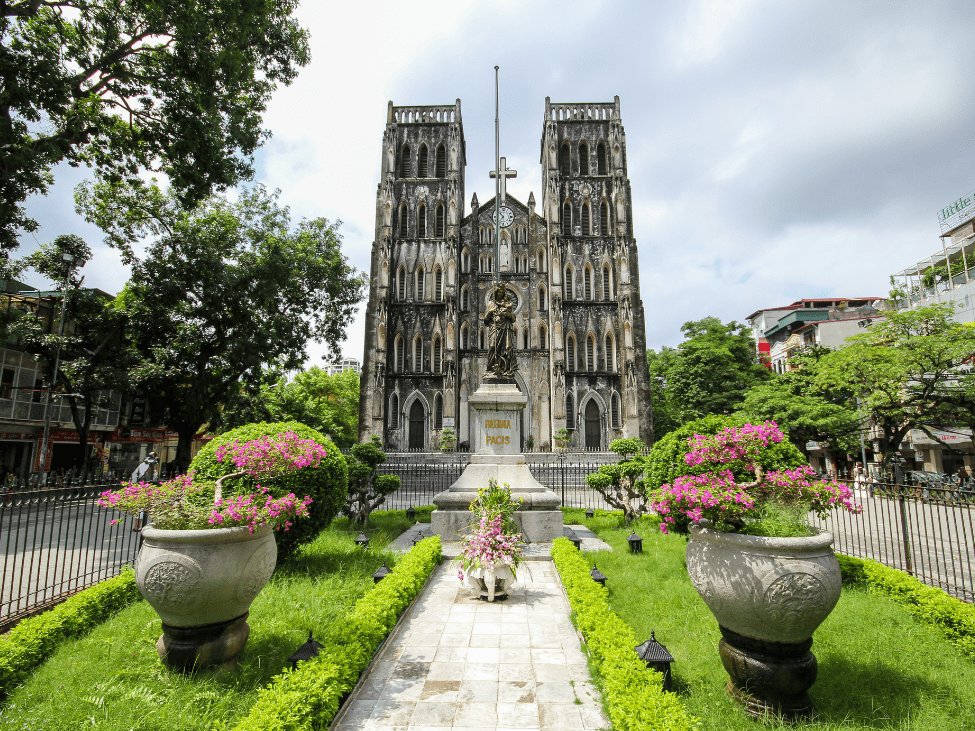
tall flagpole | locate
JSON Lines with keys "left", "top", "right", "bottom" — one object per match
{"left": 494, "top": 66, "right": 501, "bottom": 286}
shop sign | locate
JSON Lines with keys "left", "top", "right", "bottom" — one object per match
{"left": 110, "top": 427, "right": 178, "bottom": 443}
{"left": 805, "top": 441, "right": 821, "bottom": 451}
{"left": 908, "top": 427, "right": 973, "bottom": 446}
{"left": 0, "top": 431, "right": 35, "bottom": 440}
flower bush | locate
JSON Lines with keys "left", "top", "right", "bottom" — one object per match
{"left": 98, "top": 431, "right": 322, "bottom": 532}
{"left": 455, "top": 480, "right": 524, "bottom": 580}
{"left": 651, "top": 421, "right": 860, "bottom": 536}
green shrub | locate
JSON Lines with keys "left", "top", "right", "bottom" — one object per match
{"left": 551, "top": 538, "right": 696, "bottom": 731}
{"left": 0, "top": 571, "right": 140, "bottom": 698}
{"left": 191, "top": 421, "right": 348, "bottom": 560}
{"left": 838, "top": 554, "right": 975, "bottom": 659}
{"left": 233, "top": 536, "right": 442, "bottom": 731}
{"left": 644, "top": 414, "right": 805, "bottom": 493}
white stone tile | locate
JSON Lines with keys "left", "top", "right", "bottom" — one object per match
{"left": 536, "top": 681, "right": 576, "bottom": 703}
{"left": 369, "top": 699, "right": 416, "bottom": 726}
{"left": 497, "top": 701, "right": 541, "bottom": 728}
{"left": 464, "top": 662, "right": 499, "bottom": 681}
{"left": 457, "top": 680, "right": 498, "bottom": 703}
{"left": 426, "top": 661, "right": 466, "bottom": 681}
{"left": 439, "top": 633, "right": 471, "bottom": 647}
{"left": 530, "top": 648, "right": 566, "bottom": 664}
{"left": 498, "top": 680, "right": 536, "bottom": 703}
{"left": 498, "top": 662, "right": 535, "bottom": 682}
{"left": 433, "top": 645, "right": 468, "bottom": 663}
{"left": 379, "top": 678, "right": 426, "bottom": 701}
{"left": 467, "top": 646, "right": 501, "bottom": 663}
{"left": 453, "top": 701, "right": 499, "bottom": 727}
{"left": 420, "top": 679, "right": 461, "bottom": 702}
{"left": 533, "top": 664, "right": 570, "bottom": 682}
{"left": 399, "top": 646, "right": 437, "bottom": 662}
{"left": 410, "top": 701, "right": 457, "bottom": 727}
{"left": 540, "top": 703, "right": 585, "bottom": 729}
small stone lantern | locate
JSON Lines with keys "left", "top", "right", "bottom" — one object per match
{"left": 635, "top": 631, "right": 675, "bottom": 690}
{"left": 372, "top": 561, "right": 392, "bottom": 583}
{"left": 565, "top": 528, "right": 581, "bottom": 550}
{"left": 585, "top": 507, "right": 595, "bottom": 519}
{"left": 590, "top": 563, "right": 607, "bottom": 587}
{"left": 627, "top": 531, "right": 643, "bottom": 554}
{"left": 354, "top": 532, "right": 370, "bottom": 549}
{"left": 288, "top": 631, "right": 324, "bottom": 670}
{"left": 406, "top": 506, "right": 416, "bottom": 522}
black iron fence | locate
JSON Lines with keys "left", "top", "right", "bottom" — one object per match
{"left": 0, "top": 483, "right": 142, "bottom": 632}
{"left": 811, "top": 478, "right": 974, "bottom": 603}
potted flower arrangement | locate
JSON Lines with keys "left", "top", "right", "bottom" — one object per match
{"left": 98, "top": 430, "right": 322, "bottom": 671}
{"left": 651, "top": 421, "right": 861, "bottom": 720}
{"left": 455, "top": 480, "right": 524, "bottom": 602}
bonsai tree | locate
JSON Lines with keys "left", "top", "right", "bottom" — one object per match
{"left": 345, "top": 436, "right": 401, "bottom": 526}
{"left": 439, "top": 428, "right": 456, "bottom": 451}
{"left": 554, "top": 428, "right": 570, "bottom": 450}
{"left": 584, "top": 438, "right": 650, "bottom": 525}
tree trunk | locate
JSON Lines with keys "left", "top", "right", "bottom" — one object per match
{"left": 174, "top": 425, "right": 200, "bottom": 475}
{"left": 66, "top": 394, "right": 95, "bottom": 483}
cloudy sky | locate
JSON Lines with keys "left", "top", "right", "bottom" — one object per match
{"left": 20, "top": 0, "right": 975, "bottom": 363}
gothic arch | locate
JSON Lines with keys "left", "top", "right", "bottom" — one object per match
{"left": 460, "top": 322, "right": 469, "bottom": 350}
{"left": 434, "top": 266, "right": 443, "bottom": 301}
{"left": 399, "top": 144, "right": 411, "bottom": 178}
{"left": 566, "top": 333, "right": 577, "bottom": 372}
{"left": 597, "top": 140, "right": 608, "bottom": 175}
{"left": 564, "top": 264, "right": 574, "bottom": 300}
{"left": 602, "top": 264, "right": 613, "bottom": 300}
{"left": 537, "top": 246, "right": 547, "bottom": 272}
{"left": 559, "top": 143, "right": 571, "bottom": 176}
{"left": 538, "top": 283, "right": 547, "bottom": 311}
{"left": 394, "top": 334, "right": 405, "bottom": 372}
{"left": 461, "top": 247, "right": 471, "bottom": 273}
{"left": 584, "top": 264, "right": 593, "bottom": 301}
{"left": 388, "top": 392, "right": 400, "bottom": 429}
{"left": 412, "top": 334, "right": 423, "bottom": 372}
{"left": 561, "top": 200, "right": 572, "bottom": 236}
{"left": 398, "top": 203, "right": 407, "bottom": 238}
{"left": 417, "top": 203, "right": 426, "bottom": 238}
{"left": 538, "top": 323, "right": 547, "bottom": 349}
{"left": 578, "top": 141, "right": 589, "bottom": 175}
{"left": 417, "top": 144, "right": 428, "bottom": 177}
{"left": 415, "top": 265, "right": 425, "bottom": 301}
{"left": 581, "top": 201, "right": 591, "bottom": 235}
{"left": 396, "top": 266, "right": 407, "bottom": 301}
{"left": 604, "top": 331, "right": 616, "bottom": 372}
{"left": 436, "top": 144, "right": 446, "bottom": 178}
{"left": 610, "top": 391, "right": 622, "bottom": 429}
{"left": 402, "top": 390, "right": 430, "bottom": 451}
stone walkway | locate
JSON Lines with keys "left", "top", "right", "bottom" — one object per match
{"left": 332, "top": 559, "right": 610, "bottom": 730}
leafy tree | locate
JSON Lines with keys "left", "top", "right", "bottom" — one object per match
{"left": 84, "top": 184, "right": 367, "bottom": 470}
{"left": 584, "top": 438, "right": 651, "bottom": 525}
{"left": 738, "top": 348, "right": 861, "bottom": 458}
{"left": 666, "top": 317, "right": 770, "bottom": 423}
{"left": 11, "top": 235, "right": 129, "bottom": 479}
{"left": 812, "top": 304, "right": 975, "bottom": 469}
{"left": 0, "top": 1, "right": 309, "bottom": 261}
{"left": 646, "top": 346, "right": 678, "bottom": 441}
{"left": 344, "top": 436, "right": 401, "bottom": 526}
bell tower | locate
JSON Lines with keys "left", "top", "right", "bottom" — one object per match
{"left": 359, "top": 101, "right": 466, "bottom": 449}
{"left": 540, "top": 97, "right": 651, "bottom": 446}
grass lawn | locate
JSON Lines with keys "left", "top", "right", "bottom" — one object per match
{"left": 0, "top": 508, "right": 429, "bottom": 731}
{"left": 563, "top": 509, "right": 975, "bottom": 731}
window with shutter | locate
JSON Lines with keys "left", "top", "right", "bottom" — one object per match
{"left": 399, "top": 204, "right": 407, "bottom": 238}
{"left": 417, "top": 204, "right": 426, "bottom": 237}
{"left": 559, "top": 144, "right": 571, "bottom": 176}
{"left": 600, "top": 202, "right": 609, "bottom": 235}
{"left": 603, "top": 266, "right": 611, "bottom": 300}
{"left": 398, "top": 268, "right": 406, "bottom": 301}
{"left": 566, "top": 394, "right": 575, "bottom": 429}
{"left": 390, "top": 394, "right": 399, "bottom": 428}
{"left": 400, "top": 145, "right": 411, "bottom": 178}
{"left": 435, "top": 204, "right": 445, "bottom": 237}
{"left": 436, "top": 144, "right": 446, "bottom": 177}
{"left": 581, "top": 203, "right": 590, "bottom": 234}
{"left": 584, "top": 268, "right": 592, "bottom": 301}
{"left": 435, "top": 269, "right": 443, "bottom": 301}
{"left": 416, "top": 267, "right": 424, "bottom": 300}
{"left": 395, "top": 336, "right": 404, "bottom": 372}
{"left": 605, "top": 335, "right": 613, "bottom": 371}
{"left": 597, "top": 141, "right": 607, "bottom": 175}
{"left": 562, "top": 202, "right": 572, "bottom": 235}
{"left": 587, "top": 336, "right": 595, "bottom": 371}
{"left": 435, "top": 394, "right": 443, "bottom": 429}
{"left": 567, "top": 336, "right": 575, "bottom": 372}
{"left": 434, "top": 337, "right": 441, "bottom": 373}
{"left": 611, "top": 393, "right": 620, "bottom": 428}
{"left": 417, "top": 144, "right": 428, "bottom": 177}
{"left": 539, "top": 325, "right": 547, "bottom": 349}
{"left": 579, "top": 142, "right": 589, "bottom": 175}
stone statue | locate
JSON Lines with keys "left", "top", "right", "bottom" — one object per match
{"left": 484, "top": 282, "right": 517, "bottom": 379}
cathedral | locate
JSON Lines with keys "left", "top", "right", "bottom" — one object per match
{"left": 357, "top": 97, "right": 653, "bottom": 451}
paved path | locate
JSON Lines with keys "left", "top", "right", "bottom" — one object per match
{"left": 332, "top": 559, "right": 610, "bottom": 730}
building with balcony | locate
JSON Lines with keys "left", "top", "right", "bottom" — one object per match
{"left": 324, "top": 357, "right": 361, "bottom": 376}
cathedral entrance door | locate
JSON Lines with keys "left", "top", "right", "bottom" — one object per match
{"left": 584, "top": 400, "right": 601, "bottom": 451}
{"left": 409, "top": 401, "right": 425, "bottom": 450}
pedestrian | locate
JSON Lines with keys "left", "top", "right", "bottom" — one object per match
{"left": 853, "top": 462, "right": 866, "bottom": 493}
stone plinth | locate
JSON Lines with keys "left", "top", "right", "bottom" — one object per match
{"left": 431, "top": 379, "right": 563, "bottom": 541}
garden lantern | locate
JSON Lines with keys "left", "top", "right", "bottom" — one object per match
{"left": 590, "top": 563, "right": 607, "bottom": 587}
{"left": 354, "top": 532, "right": 370, "bottom": 549}
{"left": 372, "top": 561, "right": 392, "bottom": 583}
{"left": 406, "top": 505, "right": 416, "bottom": 522}
{"left": 627, "top": 531, "right": 643, "bottom": 554}
{"left": 585, "top": 507, "right": 595, "bottom": 519}
{"left": 565, "top": 528, "right": 581, "bottom": 550}
{"left": 635, "top": 631, "right": 675, "bottom": 691}
{"left": 288, "top": 631, "right": 324, "bottom": 670}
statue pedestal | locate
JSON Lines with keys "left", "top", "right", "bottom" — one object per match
{"left": 431, "top": 379, "right": 563, "bottom": 541}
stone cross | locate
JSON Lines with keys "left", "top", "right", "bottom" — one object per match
{"left": 490, "top": 156, "right": 517, "bottom": 206}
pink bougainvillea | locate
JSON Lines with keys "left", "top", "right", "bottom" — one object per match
{"left": 98, "top": 432, "right": 321, "bottom": 532}
{"left": 653, "top": 421, "right": 861, "bottom": 534}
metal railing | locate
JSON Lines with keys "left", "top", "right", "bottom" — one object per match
{"left": 0, "top": 482, "right": 142, "bottom": 632}
{"left": 811, "top": 478, "right": 975, "bottom": 603}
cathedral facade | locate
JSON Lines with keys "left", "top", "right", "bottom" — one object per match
{"left": 358, "top": 97, "right": 653, "bottom": 451}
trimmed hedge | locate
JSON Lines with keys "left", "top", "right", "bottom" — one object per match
{"left": 190, "top": 421, "right": 349, "bottom": 560}
{"left": 551, "top": 537, "right": 696, "bottom": 731}
{"left": 0, "top": 570, "right": 140, "bottom": 698}
{"left": 232, "top": 536, "right": 442, "bottom": 731}
{"left": 838, "top": 554, "right": 975, "bottom": 660}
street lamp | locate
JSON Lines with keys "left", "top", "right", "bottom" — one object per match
{"left": 38, "top": 253, "right": 86, "bottom": 485}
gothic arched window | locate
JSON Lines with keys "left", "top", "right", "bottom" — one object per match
{"left": 580, "top": 203, "right": 590, "bottom": 235}
{"left": 461, "top": 323, "right": 469, "bottom": 349}
{"left": 600, "top": 201, "right": 609, "bottom": 235}
{"left": 413, "top": 336, "right": 423, "bottom": 372}
{"left": 539, "top": 324, "right": 547, "bottom": 349}
{"left": 597, "top": 141, "right": 608, "bottom": 175}
{"left": 461, "top": 247, "right": 470, "bottom": 273}
{"left": 417, "top": 203, "right": 426, "bottom": 238}
{"left": 611, "top": 392, "right": 621, "bottom": 429}
{"left": 538, "top": 285, "right": 547, "bottom": 311}
{"left": 433, "top": 335, "right": 442, "bottom": 373}
{"left": 397, "top": 267, "right": 406, "bottom": 301}
{"left": 434, "top": 393, "right": 443, "bottom": 429}
{"left": 523, "top": 328, "right": 529, "bottom": 349}
{"left": 584, "top": 267, "right": 592, "bottom": 301}
{"left": 417, "top": 144, "right": 428, "bottom": 177}
{"left": 400, "top": 145, "right": 411, "bottom": 178}
{"left": 578, "top": 141, "right": 589, "bottom": 175}
{"left": 390, "top": 393, "right": 399, "bottom": 428}
{"left": 603, "top": 265, "right": 612, "bottom": 300}
{"left": 435, "top": 203, "right": 445, "bottom": 238}
{"left": 479, "top": 327, "right": 485, "bottom": 350}
{"left": 562, "top": 201, "right": 572, "bottom": 236}
{"left": 415, "top": 266, "right": 424, "bottom": 300}
{"left": 567, "top": 335, "right": 576, "bottom": 372}
{"left": 559, "top": 144, "right": 571, "bottom": 176}
{"left": 435, "top": 268, "right": 443, "bottom": 301}
{"left": 587, "top": 335, "right": 595, "bottom": 371}
{"left": 564, "top": 265, "right": 573, "bottom": 300}
{"left": 460, "top": 285, "right": 469, "bottom": 311}
{"left": 436, "top": 144, "right": 447, "bottom": 178}
{"left": 398, "top": 204, "right": 408, "bottom": 238}
{"left": 566, "top": 393, "right": 575, "bottom": 429}
{"left": 395, "top": 335, "right": 404, "bottom": 372}
{"left": 605, "top": 334, "right": 614, "bottom": 371}
{"left": 537, "top": 247, "right": 546, "bottom": 272}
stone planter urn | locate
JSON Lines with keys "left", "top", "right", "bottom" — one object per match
{"left": 685, "top": 521, "right": 842, "bottom": 720}
{"left": 465, "top": 565, "right": 515, "bottom": 602}
{"left": 135, "top": 524, "right": 277, "bottom": 671}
